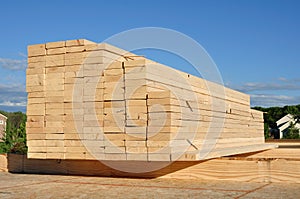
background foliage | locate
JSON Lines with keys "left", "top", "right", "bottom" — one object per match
{"left": 252, "top": 104, "right": 300, "bottom": 139}
{"left": 0, "top": 111, "right": 27, "bottom": 154}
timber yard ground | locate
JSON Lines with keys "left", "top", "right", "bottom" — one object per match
{"left": 0, "top": 172, "right": 299, "bottom": 199}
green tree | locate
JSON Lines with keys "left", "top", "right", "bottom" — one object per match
{"left": 0, "top": 111, "right": 27, "bottom": 154}
{"left": 283, "top": 122, "right": 300, "bottom": 139}
{"left": 264, "top": 123, "right": 270, "bottom": 139}
{"left": 252, "top": 104, "right": 300, "bottom": 139}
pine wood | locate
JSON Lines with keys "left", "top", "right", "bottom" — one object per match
{"left": 0, "top": 154, "right": 8, "bottom": 172}
{"left": 26, "top": 39, "right": 271, "bottom": 162}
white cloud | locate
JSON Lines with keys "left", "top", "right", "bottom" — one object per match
{"left": 0, "top": 101, "right": 26, "bottom": 107}
{"left": 0, "top": 83, "right": 26, "bottom": 93}
{"left": 236, "top": 82, "right": 300, "bottom": 92}
{"left": 18, "top": 52, "right": 27, "bottom": 58}
{"left": 227, "top": 78, "right": 300, "bottom": 107}
{"left": 0, "top": 58, "right": 27, "bottom": 71}
{"left": 0, "top": 83, "right": 27, "bottom": 112}
{"left": 278, "top": 77, "right": 288, "bottom": 82}
{"left": 227, "top": 77, "right": 300, "bottom": 93}
{"left": 250, "top": 94, "right": 300, "bottom": 107}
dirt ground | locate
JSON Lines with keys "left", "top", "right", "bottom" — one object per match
{"left": 0, "top": 172, "right": 299, "bottom": 199}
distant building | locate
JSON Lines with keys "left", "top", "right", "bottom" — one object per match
{"left": 0, "top": 113, "right": 7, "bottom": 140}
{"left": 276, "top": 114, "right": 300, "bottom": 139}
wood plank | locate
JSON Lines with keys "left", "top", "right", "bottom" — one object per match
{"left": 46, "top": 41, "right": 66, "bottom": 49}
{"left": 47, "top": 47, "right": 66, "bottom": 55}
{"left": 28, "top": 44, "right": 46, "bottom": 57}
{"left": 66, "top": 39, "right": 95, "bottom": 47}
{"left": 46, "top": 54, "right": 65, "bottom": 67}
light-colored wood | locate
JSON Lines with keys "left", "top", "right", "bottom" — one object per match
{"left": 6, "top": 147, "right": 300, "bottom": 183}
{"left": 46, "top": 41, "right": 66, "bottom": 49}
{"left": 46, "top": 54, "right": 64, "bottom": 67}
{"left": 28, "top": 44, "right": 46, "bottom": 57}
{"left": 0, "top": 154, "right": 8, "bottom": 172}
{"left": 28, "top": 56, "right": 46, "bottom": 64}
{"left": 26, "top": 39, "right": 269, "bottom": 162}
{"left": 66, "top": 39, "right": 95, "bottom": 47}
{"left": 47, "top": 47, "right": 66, "bottom": 55}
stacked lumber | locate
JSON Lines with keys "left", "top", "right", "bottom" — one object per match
{"left": 26, "top": 39, "right": 274, "bottom": 161}
{"left": 26, "top": 39, "right": 128, "bottom": 159}
{"left": 122, "top": 59, "right": 271, "bottom": 161}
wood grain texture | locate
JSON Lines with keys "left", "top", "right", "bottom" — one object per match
{"left": 0, "top": 154, "right": 8, "bottom": 172}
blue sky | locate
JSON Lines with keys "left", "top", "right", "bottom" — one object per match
{"left": 0, "top": 0, "right": 299, "bottom": 112}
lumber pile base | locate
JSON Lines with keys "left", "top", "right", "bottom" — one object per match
{"left": 4, "top": 148, "right": 300, "bottom": 183}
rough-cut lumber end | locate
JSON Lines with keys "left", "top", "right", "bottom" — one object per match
{"left": 28, "top": 43, "right": 46, "bottom": 57}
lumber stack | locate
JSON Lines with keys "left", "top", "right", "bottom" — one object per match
{"left": 26, "top": 39, "right": 274, "bottom": 161}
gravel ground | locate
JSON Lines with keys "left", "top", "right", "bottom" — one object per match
{"left": 0, "top": 172, "right": 299, "bottom": 199}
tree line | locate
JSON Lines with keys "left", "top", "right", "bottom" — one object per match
{"left": 0, "top": 111, "right": 27, "bottom": 154}
{"left": 0, "top": 104, "right": 299, "bottom": 154}
{"left": 252, "top": 104, "right": 300, "bottom": 139}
